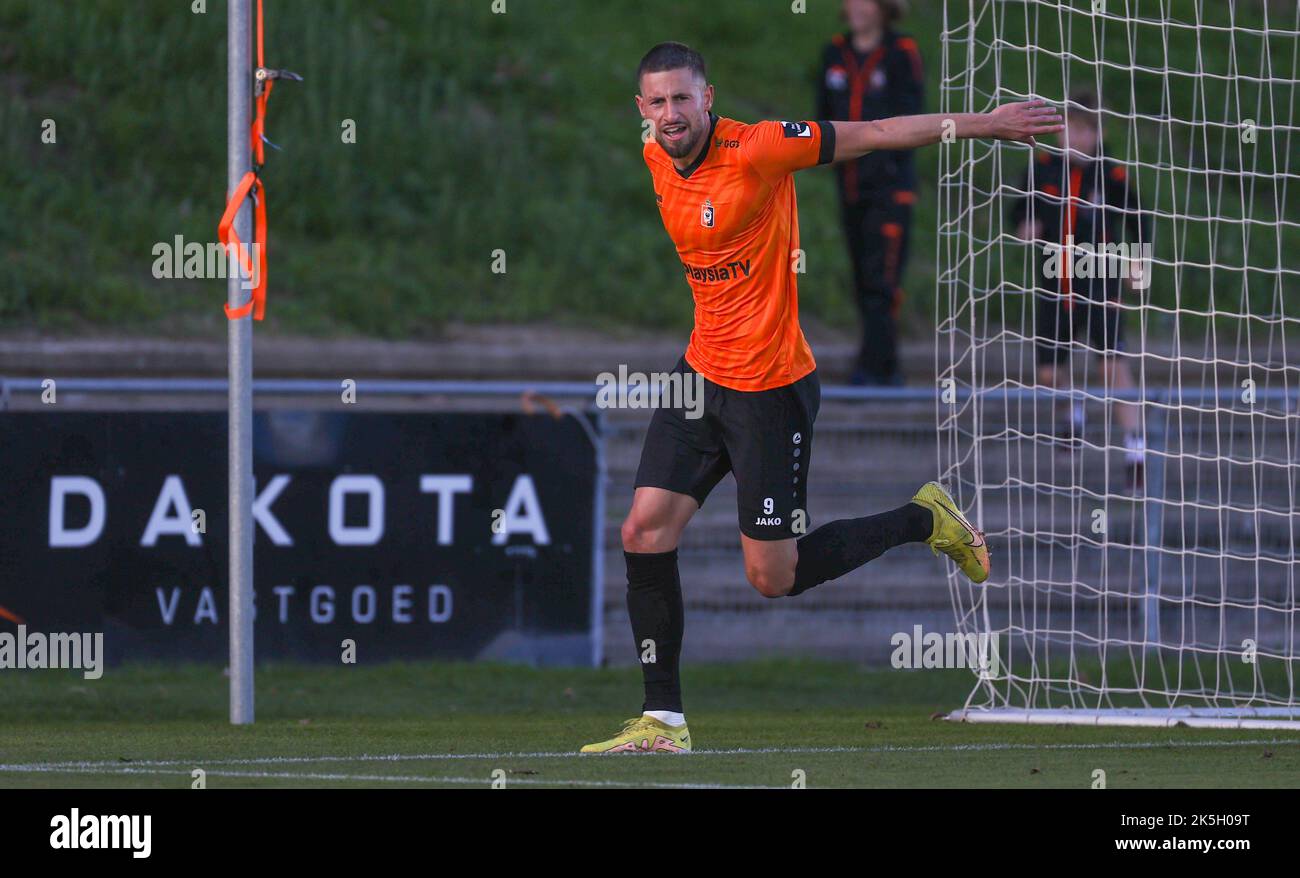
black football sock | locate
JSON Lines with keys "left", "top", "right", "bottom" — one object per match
{"left": 789, "top": 502, "right": 932, "bottom": 596}
{"left": 625, "top": 549, "right": 684, "bottom": 713}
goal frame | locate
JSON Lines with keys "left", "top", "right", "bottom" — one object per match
{"left": 934, "top": 0, "right": 1300, "bottom": 731}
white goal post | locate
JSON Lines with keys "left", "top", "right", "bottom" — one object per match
{"left": 936, "top": 0, "right": 1300, "bottom": 729}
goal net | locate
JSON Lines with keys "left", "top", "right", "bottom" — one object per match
{"left": 936, "top": 0, "right": 1300, "bottom": 728}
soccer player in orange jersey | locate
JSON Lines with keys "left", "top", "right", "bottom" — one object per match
{"left": 580, "top": 42, "right": 1062, "bottom": 754}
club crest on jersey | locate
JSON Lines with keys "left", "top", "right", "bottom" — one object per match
{"left": 701, "top": 199, "right": 715, "bottom": 228}
{"left": 781, "top": 121, "right": 812, "bottom": 138}
{"left": 826, "top": 66, "right": 848, "bottom": 90}
{"left": 871, "top": 68, "right": 887, "bottom": 90}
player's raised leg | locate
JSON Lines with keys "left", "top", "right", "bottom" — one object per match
{"left": 718, "top": 365, "right": 987, "bottom": 595}
{"left": 740, "top": 481, "right": 989, "bottom": 598}
{"left": 786, "top": 502, "right": 934, "bottom": 593}
{"left": 721, "top": 366, "right": 988, "bottom": 594}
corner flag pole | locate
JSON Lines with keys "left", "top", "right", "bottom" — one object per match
{"left": 227, "top": 0, "right": 255, "bottom": 725}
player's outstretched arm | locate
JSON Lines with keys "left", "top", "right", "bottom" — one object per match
{"left": 829, "top": 100, "right": 1063, "bottom": 162}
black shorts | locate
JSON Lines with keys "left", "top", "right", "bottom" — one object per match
{"left": 1035, "top": 293, "right": 1124, "bottom": 366}
{"left": 633, "top": 356, "right": 820, "bottom": 541}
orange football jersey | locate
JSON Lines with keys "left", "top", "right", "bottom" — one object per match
{"left": 644, "top": 114, "right": 836, "bottom": 391}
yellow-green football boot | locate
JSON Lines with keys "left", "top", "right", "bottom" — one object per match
{"left": 580, "top": 715, "right": 691, "bottom": 754}
{"left": 911, "top": 481, "right": 991, "bottom": 584}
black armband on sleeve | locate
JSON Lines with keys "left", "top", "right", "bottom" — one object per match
{"left": 816, "top": 120, "right": 836, "bottom": 165}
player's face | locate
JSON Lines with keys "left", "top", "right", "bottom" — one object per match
{"left": 636, "top": 69, "right": 714, "bottom": 160}
{"left": 1064, "top": 117, "right": 1100, "bottom": 158}
{"left": 843, "top": 0, "right": 883, "bottom": 33}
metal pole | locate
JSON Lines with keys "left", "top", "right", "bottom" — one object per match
{"left": 1143, "top": 407, "right": 1167, "bottom": 648}
{"left": 586, "top": 409, "right": 606, "bottom": 667}
{"left": 227, "top": 0, "right": 255, "bottom": 724}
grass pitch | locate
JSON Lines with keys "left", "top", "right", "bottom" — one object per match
{"left": 1, "top": 660, "right": 1296, "bottom": 789}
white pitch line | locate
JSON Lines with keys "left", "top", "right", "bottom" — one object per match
{"left": 0, "top": 745, "right": 867, "bottom": 772}
{"left": 869, "top": 737, "right": 1300, "bottom": 753}
{"left": 3, "top": 765, "right": 782, "bottom": 790}
{"left": 0, "top": 736, "right": 1295, "bottom": 775}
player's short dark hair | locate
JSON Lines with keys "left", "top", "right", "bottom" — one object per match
{"left": 636, "top": 42, "right": 707, "bottom": 89}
